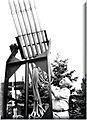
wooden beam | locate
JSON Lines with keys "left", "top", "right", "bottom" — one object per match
{"left": 24, "top": 62, "right": 29, "bottom": 118}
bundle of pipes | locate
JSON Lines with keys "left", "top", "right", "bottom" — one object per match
{"left": 8, "top": 0, "right": 49, "bottom": 79}
{"left": 8, "top": 0, "right": 49, "bottom": 57}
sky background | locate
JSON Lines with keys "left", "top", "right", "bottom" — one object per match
{"left": 0, "top": 0, "right": 86, "bottom": 89}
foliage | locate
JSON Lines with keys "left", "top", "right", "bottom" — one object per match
{"left": 51, "top": 55, "right": 77, "bottom": 87}
{"left": 69, "top": 78, "right": 86, "bottom": 119}
{"left": 51, "top": 54, "right": 86, "bottom": 119}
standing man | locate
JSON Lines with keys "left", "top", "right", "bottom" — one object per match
{"left": 51, "top": 77, "right": 72, "bottom": 119}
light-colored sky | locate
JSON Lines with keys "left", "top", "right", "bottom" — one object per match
{"left": 0, "top": 0, "right": 86, "bottom": 89}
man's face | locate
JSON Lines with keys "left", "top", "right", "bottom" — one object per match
{"left": 59, "top": 79, "right": 66, "bottom": 86}
{"left": 59, "top": 78, "right": 72, "bottom": 88}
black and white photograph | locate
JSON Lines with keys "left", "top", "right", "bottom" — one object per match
{"left": 0, "top": 0, "right": 86, "bottom": 119}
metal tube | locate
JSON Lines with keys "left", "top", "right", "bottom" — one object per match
{"left": 18, "top": 0, "right": 36, "bottom": 57}
{"left": 8, "top": 0, "right": 27, "bottom": 59}
{"left": 28, "top": 0, "right": 44, "bottom": 53}
{"left": 33, "top": 0, "right": 47, "bottom": 50}
{"left": 13, "top": 0, "right": 31, "bottom": 58}
{"left": 23, "top": 0, "right": 40, "bottom": 55}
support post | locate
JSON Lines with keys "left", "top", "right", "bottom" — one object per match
{"left": 47, "top": 40, "right": 53, "bottom": 118}
{"left": 24, "top": 62, "right": 29, "bottom": 118}
{"left": 14, "top": 73, "right": 17, "bottom": 106}
{"left": 2, "top": 67, "right": 9, "bottom": 118}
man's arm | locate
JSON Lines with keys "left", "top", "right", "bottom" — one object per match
{"left": 51, "top": 86, "right": 70, "bottom": 100}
